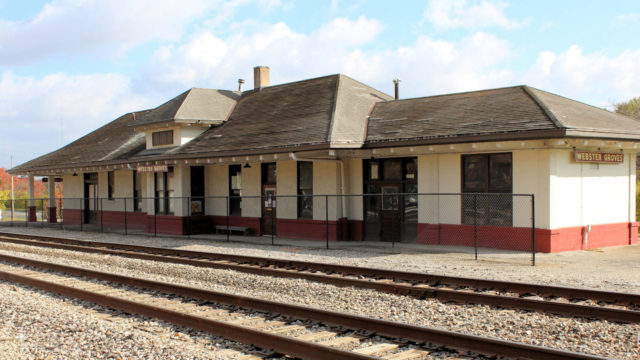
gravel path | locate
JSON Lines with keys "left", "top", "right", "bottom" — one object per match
{"left": 0, "top": 234, "right": 638, "bottom": 359}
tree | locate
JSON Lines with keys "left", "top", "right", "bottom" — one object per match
{"left": 614, "top": 96, "right": 640, "bottom": 119}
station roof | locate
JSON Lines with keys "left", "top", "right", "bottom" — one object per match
{"left": 9, "top": 75, "right": 640, "bottom": 175}
{"left": 365, "top": 85, "right": 640, "bottom": 146}
{"left": 10, "top": 110, "right": 149, "bottom": 175}
{"left": 129, "top": 88, "right": 240, "bottom": 128}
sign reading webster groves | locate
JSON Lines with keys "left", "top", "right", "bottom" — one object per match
{"left": 137, "top": 165, "right": 169, "bottom": 172}
{"left": 574, "top": 151, "right": 624, "bottom": 164}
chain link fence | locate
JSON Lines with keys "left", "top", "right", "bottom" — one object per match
{"left": 0, "top": 193, "right": 535, "bottom": 265}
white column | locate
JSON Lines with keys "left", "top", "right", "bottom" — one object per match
{"left": 28, "top": 175, "right": 36, "bottom": 222}
{"left": 28, "top": 175, "right": 35, "bottom": 206}
{"left": 48, "top": 177, "right": 56, "bottom": 223}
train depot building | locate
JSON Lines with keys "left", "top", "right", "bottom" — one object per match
{"left": 9, "top": 66, "right": 640, "bottom": 252}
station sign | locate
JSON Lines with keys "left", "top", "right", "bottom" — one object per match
{"left": 137, "top": 164, "right": 169, "bottom": 172}
{"left": 574, "top": 151, "right": 624, "bottom": 164}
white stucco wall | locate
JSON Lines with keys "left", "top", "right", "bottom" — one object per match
{"left": 205, "top": 165, "right": 228, "bottom": 216}
{"left": 242, "top": 164, "right": 261, "bottom": 218}
{"left": 549, "top": 149, "right": 635, "bottom": 229}
{"left": 62, "top": 174, "right": 84, "bottom": 210}
{"left": 345, "top": 158, "right": 363, "bottom": 220}
{"left": 276, "top": 161, "right": 297, "bottom": 220}
{"left": 417, "top": 154, "right": 439, "bottom": 224}
{"left": 512, "top": 150, "right": 550, "bottom": 228}
{"left": 313, "top": 161, "right": 341, "bottom": 221}
{"left": 438, "top": 153, "right": 461, "bottom": 224}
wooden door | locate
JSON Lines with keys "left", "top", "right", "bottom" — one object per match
{"left": 84, "top": 182, "right": 98, "bottom": 224}
{"left": 261, "top": 185, "right": 277, "bottom": 235}
{"left": 380, "top": 185, "right": 401, "bottom": 242}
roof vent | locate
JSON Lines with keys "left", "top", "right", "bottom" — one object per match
{"left": 393, "top": 78, "right": 401, "bottom": 100}
{"left": 254, "top": 66, "right": 270, "bottom": 90}
{"left": 238, "top": 79, "right": 245, "bottom": 91}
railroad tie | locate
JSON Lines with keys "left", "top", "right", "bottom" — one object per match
{"left": 266, "top": 324, "right": 306, "bottom": 334}
{"left": 317, "top": 335, "right": 363, "bottom": 347}
{"left": 383, "top": 348, "right": 431, "bottom": 360}
{"left": 295, "top": 330, "right": 338, "bottom": 341}
{"left": 354, "top": 343, "right": 399, "bottom": 356}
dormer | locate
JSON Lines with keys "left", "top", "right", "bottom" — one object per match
{"left": 130, "top": 88, "right": 240, "bottom": 149}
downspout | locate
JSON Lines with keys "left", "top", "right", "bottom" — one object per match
{"left": 290, "top": 152, "right": 346, "bottom": 218}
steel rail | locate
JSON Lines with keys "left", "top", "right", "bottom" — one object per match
{"left": 0, "top": 253, "right": 608, "bottom": 360}
{"left": 0, "top": 233, "right": 638, "bottom": 323}
{"left": 0, "top": 269, "right": 375, "bottom": 360}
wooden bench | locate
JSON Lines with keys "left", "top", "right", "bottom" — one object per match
{"left": 215, "top": 225, "right": 251, "bottom": 236}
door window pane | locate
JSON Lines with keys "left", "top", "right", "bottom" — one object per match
{"left": 383, "top": 160, "right": 402, "bottom": 181}
{"left": 489, "top": 153, "right": 512, "bottom": 192}
{"left": 381, "top": 186, "right": 399, "bottom": 210}
{"left": 461, "top": 153, "right": 512, "bottom": 226}
{"left": 297, "top": 162, "right": 313, "bottom": 219}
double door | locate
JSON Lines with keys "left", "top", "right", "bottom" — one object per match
{"left": 364, "top": 183, "right": 417, "bottom": 242}
{"left": 261, "top": 185, "right": 277, "bottom": 235}
{"left": 83, "top": 173, "right": 98, "bottom": 224}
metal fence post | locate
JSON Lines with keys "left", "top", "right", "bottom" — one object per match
{"left": 25, "top": 199, "right": 28, "bottom": 227}
{"left": 154, "top": 207, "right": 157, "bottom": 237}
{"left": 226, "top": 196, "right": 230, "bottom": 242}
{"left": 271, "top": 195, "right": 275, "bottom": 246}
{"left": 80, "top": 198, "right": 84, "bottom": 232}
{"left": 59, "top": 197, "right": 63, "bottom": 230}
{"left": 41, "top": 199, "right": 44, "bottom": 228}
{"left": 124, "top": 198, "right": 128, "bottom": 235}
{"left": 188, "top": 196, "right": 192, "bottom": 239}
{"left": 474, "top": 193, "right": 478, "bottom": 261}
{"left": 100, "top": 197, "right": 104, "bottom": 233}
{"left": 531, "top": 194, "right": 536, "bottom": 266}
{"left": 326, "top": 195, "right": 329, "bottom": 250}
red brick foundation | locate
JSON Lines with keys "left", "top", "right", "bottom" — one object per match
{"left": 28, "top": 206, "right": 37, "bottom": 222}
{"left": 418, "top": 221, "right": 638, "bottom": 253}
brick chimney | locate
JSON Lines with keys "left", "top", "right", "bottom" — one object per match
{"left": 253, "top": 66, "right": 270, "bottom": 89}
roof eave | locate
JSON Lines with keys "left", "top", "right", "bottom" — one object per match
{"left": 363, "top": 129, "right": 567, "bottom": 148}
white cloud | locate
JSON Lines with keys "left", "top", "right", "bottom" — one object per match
{"left": 144, "top": 16, "right": 512, "bottom": 97}
{"left": 0, "top": 0, "right": 216, "bottom": 65}
{"left": 424, "top": 0, "right": 524, "bottom": 30}
{"left": 0, "top": 71, "right": 154, "bottom": 165}
{"left": 523, "top": 45, "right": 640, "bottom": 106}
{"left": 614, "top": 13, "right": 640, "bottom": 25}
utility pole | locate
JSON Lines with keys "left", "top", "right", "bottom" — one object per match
{"left": 10, "top": 155, "right": 14, "bottom": 221}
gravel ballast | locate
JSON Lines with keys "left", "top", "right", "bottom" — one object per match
{"left": 0, "top": 227, "right": 638, "bottom": 359}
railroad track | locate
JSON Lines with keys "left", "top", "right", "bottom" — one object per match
{"left": 0, "top": 253, "right": 607, "bottom": 360}
{"left": 0, "top": 231, "right": 638, "bottom": 324}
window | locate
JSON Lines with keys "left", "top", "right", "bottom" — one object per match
{"left": 297, "top": 162, "right": 313, "bottom": 218}
{"left": 154, "top": 170, "right": 174, "bottom": 214}
{"left": 152, "top": 130, "right": 173, "bottom": 146}
{"left": 107, "top": 171, "right": 115, "bottom": 200}
{"left": 133, "top": 171, "right": 142, "bottom": 211}
{"left": 462, "top": 153, "right": 512, "bottom": 226}
{"left": 229, "top": 165, "right": 242, "bottom": 216}
{"left": 262, "top": 163, "right": 276, "bottom": 185}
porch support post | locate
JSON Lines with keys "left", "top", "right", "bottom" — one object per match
{"left": 48, "top": 177, "right": 57, "bottom": 223}
{"left": 28, "top": 175, "right": 37, "bottom": 222}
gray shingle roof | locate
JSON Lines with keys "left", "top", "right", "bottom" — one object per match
{"left": 10, "top": 110, "right": 150, "bottom": 174}
{"left": 365, "top": 85, "right": 640, "bottom": 145}
{"left": 168, "top": 74, "right": 391, "bottom": 157}
{"left": 130, "top": 88, "right": 240, "bottom": 127}
{"left": 9, "top": 79, "right": 640, "bottom": 175}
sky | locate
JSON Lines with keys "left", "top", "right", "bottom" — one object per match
{"left": 1, "top": 0, "right": 639, "bottom": 169}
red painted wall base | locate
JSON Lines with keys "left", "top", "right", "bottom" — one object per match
{"left": 534, "top": 222, "right": 639, "bottom": 252}
{"left": 418, "top": 222, "right": 638, "bottom": 253}
{"left": 56, "top": 208, "right": 638, "bottom": 252}
{"left": 28, "top": 206, "right": 37, "bottom": 222}
{"left": 47, "top": 207, "right": 57, "bottom": 223}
